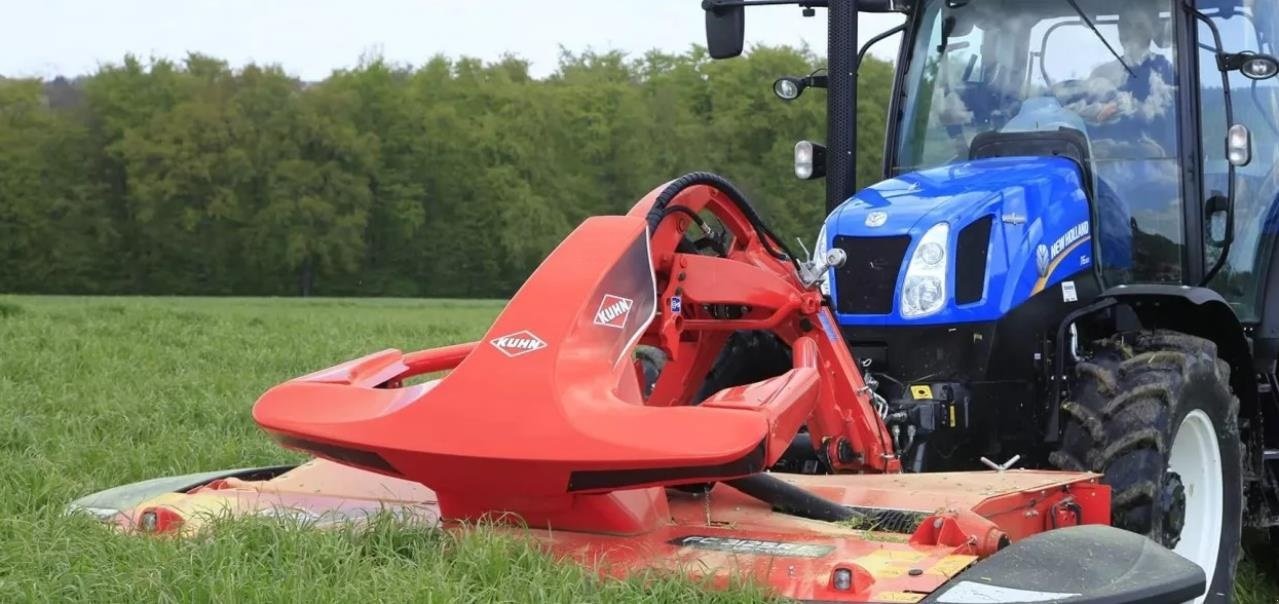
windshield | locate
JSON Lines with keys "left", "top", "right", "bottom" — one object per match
{"left": 896, "top": 0, "right": 1184, "bottom": 284}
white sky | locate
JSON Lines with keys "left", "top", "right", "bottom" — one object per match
{"left": 4, "top": 1, "right": 904, "bottom": 80}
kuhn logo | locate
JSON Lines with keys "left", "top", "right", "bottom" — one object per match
{"left": 593, "top": 294, "right": 634, "bottom": 329}
{"left": 489, "top": 330, "right": 547, "bottom": 358}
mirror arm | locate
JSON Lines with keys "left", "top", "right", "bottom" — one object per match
{"left": 856, "top": 23, "right": 905, "bottom": 72}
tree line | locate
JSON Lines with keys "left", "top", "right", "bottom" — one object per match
{"left": 0, "top": 48, "right": 894, "bottom": 297}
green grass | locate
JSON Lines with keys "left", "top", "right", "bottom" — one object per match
{"left": 0, "top": 296, "right": 1274, "bottom": 602}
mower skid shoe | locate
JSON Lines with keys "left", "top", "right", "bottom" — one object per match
{"left": 921, "top": 525, "right": 1204, "bottom": 604}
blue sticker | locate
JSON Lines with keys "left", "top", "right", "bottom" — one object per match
{"left": 817, "top": 311, "right": 840, "bottom": 343}
{"left": 670, "top": 296, "right": 683, "bottom": 314}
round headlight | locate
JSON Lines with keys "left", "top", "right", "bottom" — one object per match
{"left": 919, "top": 242, "right": 945, "bottom": 266}
{"left": 904, "top": 276, "right": 944, "bottom": 314}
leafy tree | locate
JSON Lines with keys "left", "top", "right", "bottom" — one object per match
{"left": 0, "top": 48, "right": 897, "bottom": 297}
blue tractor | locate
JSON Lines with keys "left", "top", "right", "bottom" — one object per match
{"left": 704, "top": 0, "right": 1279, "bottom": 599}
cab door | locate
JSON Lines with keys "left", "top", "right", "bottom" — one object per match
{"left": 1197, "top": 1, "right": 1279, "bottom": 322}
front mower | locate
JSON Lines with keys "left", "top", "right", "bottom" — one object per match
{"left": 71, "top": 175, "right": 1205, "bottom": 603}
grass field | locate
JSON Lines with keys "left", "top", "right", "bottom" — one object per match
{"left": 0, "top": 295, "right": 1274, "bottom": 602}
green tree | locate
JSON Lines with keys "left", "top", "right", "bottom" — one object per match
{"left": 0, "top": 47, "right": 899, "bottom": 298}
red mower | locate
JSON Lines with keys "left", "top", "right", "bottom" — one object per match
{"left": 72, "top": 174, "right": 1206, "bottom": 603}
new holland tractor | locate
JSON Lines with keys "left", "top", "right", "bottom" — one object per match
{"left": 701, "top": 0, "right": 1279, "bottom": 598}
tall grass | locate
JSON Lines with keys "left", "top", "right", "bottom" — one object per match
{"left": 0, "top": 296, "right": 1273, "bottom": 602}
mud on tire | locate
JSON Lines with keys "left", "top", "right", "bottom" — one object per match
{"left": 1050, "top": 330, "right": 1243, "bottom": 602}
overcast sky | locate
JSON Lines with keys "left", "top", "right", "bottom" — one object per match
{"left": 5, "top": 1, "right": 905, "bottom": 80}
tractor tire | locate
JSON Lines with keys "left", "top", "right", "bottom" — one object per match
{"left": 1050, "top": 330, "right": 1243, "bottom": 603}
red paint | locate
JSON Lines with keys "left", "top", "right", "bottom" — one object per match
{"left": 211, "top": 181, "right": 1114, "bottom": 599}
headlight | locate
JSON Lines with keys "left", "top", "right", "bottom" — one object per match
{"left": 901, "top": 222, "right": 949, "bottom": 318}
{"left": 813, "top": 224, "right": 831, "bottom": 296}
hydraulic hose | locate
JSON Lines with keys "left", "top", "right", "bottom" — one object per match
{"left": 644, "top": 172, "right": 801, "bottom": 271}
{"left": 725, "top": 473, "right": 862, "bottom": 523}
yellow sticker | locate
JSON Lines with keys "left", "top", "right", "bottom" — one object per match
{"left": 910, "top": 385, "right": 934, "bottom": 400}
{"left": 854, "top": 549, "right": 928, "bottom": 579}
{"left": 872, "top": 592, "right": 924, "bottom": 603}
{"left": 949, "top": 404, "right": 957, "bottom": 427}
{"left": 930, "top": 554, "right": 977, "bottom": 578}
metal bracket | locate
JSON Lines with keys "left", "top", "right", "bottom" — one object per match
{"left": 980, "top": 454, "right": 1021, "bottom": 472}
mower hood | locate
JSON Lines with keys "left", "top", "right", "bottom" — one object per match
{"left": 251, "top": 215, "right": 808, "bottom": 512}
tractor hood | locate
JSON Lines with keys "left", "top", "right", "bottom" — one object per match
{"left": 823, "top": 156, "right": 1096, "bottom": 326}
{"left": 832, "top": 157, "right": 1075, "bottom": 234}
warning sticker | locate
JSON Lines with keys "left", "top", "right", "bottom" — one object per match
{"left": 853, "top": 549, "right": 928, "bottom": 579}
{"left": 1062, "top": 280, "right": 1078, "bottom": 303}
{"left": 669, "top": 536, "right": 833, "bottom": 558}
{"left": 929, "top": 555, "right": 977, "bottom": 578}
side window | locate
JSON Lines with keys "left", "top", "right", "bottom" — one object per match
{"left": 1199, "top": 4, "right": 1279, "bottom": 320}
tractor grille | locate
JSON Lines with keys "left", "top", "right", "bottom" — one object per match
{"left": 955, "top": 216, "right": 994, "bottom": 305}
{"left": 833, "top": 235, "right": 911, "bottom": 315}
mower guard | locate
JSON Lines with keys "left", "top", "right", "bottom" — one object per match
{"left": 921, "top": 524, "right": 1205, "bottom": 603}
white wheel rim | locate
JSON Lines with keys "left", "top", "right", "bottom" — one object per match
{"left": 1167, "top": 409, "right": 1223, "bottom": 603}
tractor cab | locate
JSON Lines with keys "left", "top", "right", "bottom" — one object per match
{"left": 864, "top": 0, "right": 1279, "bottom": 306}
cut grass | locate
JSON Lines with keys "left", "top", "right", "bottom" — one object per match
{"left": 0, "top": 295, "right": 1274, "bottom": 602}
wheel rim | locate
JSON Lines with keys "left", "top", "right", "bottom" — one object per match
{"left": 1167, "top": 409, "right": 1223, "bottom": 602}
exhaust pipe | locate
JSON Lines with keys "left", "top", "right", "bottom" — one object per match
{"left": 826, "top": 0, "right": 859, "bottom": 215}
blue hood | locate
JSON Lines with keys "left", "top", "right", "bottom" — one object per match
{"left": 834, "top": 157, "right": 1076, "bottom": 234}
{"left": 824, "top": 156, "right": 1098, "bottom": 326}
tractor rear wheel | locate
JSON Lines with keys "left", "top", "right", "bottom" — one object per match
{"left": 1051, "top": 330, "right": 1242, "bottom": 603}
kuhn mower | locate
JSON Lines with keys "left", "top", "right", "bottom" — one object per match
{"left": 72, "top": 174, "right": 1205, "bottom": 602}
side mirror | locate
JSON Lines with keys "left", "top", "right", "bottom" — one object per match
{"left": 1228, "top": 124, "right": 1252, "bottom": 167}
{"left": 704, "top": 1, "right": 746, "bottom": 59}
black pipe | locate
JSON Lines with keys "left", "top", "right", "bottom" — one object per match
{"left": 856, "top": 23, "right": 903, "bottom": 74}
{"left": 645, "top": 172, "right": 800, "bottom": 269}
{"left": 725, "top": 473, "right": 862, "bottom": 522}
{"left": 826, "top": 0, "right": 859, "bottom": 215}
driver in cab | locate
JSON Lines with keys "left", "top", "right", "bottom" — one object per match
{"left": 1076, "top": 4, "right": 1177, "bottom": 154}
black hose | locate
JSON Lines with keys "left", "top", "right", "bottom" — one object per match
{"left": 661, "top": 205, "right": 730, "bottom": 258}
{"left": 645, "top": 172, "right": 800, "bottom": 270}
{"left": 660, "top": 205, "right": 711, "bottom": 232}
{"left": 724, "top": 473, "right": 863, "bottom": 523}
